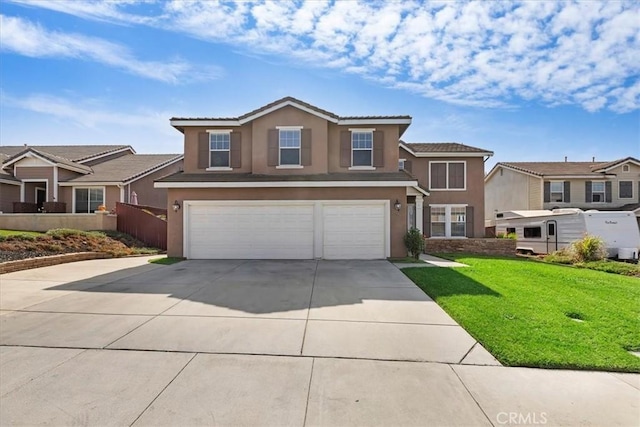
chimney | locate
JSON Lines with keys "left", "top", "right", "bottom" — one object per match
{"left": 564, "top": 156, "right": 567, "bottom": 162}
{"left": 592, "top": 156, "right": 595, "bottom": 162}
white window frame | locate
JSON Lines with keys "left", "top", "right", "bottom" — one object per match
{"left": 591, "top": 182, "right": 606, "bottom": 203}
{"left": 428, "top": 161, "right": 466, "bottom": 191}
{"left": 619, "top": 180, "right": 633, "bottom": 199}
{"left": 207, "top": 130, "right": 232, "bottom": 171}
{"left": 350, "top": 129, "right": 375, "bottom": 170}
{"left": 622, "top": 165, "right": 630, "bottom": 172}
{"left": 429, "top": 204, "right": 468, "bottom": 238}
{"left": 399, "top": 158, "right": 406, "bottom": 170}
{"left": 277, "top": 126, "right": 302, "bottom": 168}
{"left": 72, "top": 186, "right": 105, "bottom": 214}
{"left": 550, "top": 181, "right": 564, "bottom": 203}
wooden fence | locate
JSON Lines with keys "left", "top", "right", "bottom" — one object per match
{"left": 116, "top": 202, "right": 167, "bottom": 250}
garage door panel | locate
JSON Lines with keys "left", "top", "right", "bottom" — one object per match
{"left": 187, "top": 204, "right": 314, "bottom": 259}
{"left": 323, "top": 204, "right": 386, "bottom": 260}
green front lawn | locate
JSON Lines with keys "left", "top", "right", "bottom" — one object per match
{"left": 0, "top": 229, "right": 44, "bottom": 239}
{"left": 403, "top": 255, "right": 640, "bottom": 372}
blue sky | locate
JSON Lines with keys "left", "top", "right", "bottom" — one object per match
{"left": 1, "top": 0, "right": 638, "bottom": 170}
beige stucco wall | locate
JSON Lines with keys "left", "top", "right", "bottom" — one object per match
{"left": 0, "top": 212, "right": 116, "bottom": 232}
{"left": 129, "top": 159, "right": 183, "bottom": 208}
{"left": 59, "top": 187, "right": 73, "bottom": 213}
{"left": 404, "top": 152, "right": 486, "bottom": 236}
{"left": 328, "top": 123, "right": 400, "bottom": 173}
{"left": 252, "top": 106, "right": 328, "bottom": 174}
{"left": 181, "top": 107, "right": 402, "bottom": 176}
{"left": 485, "top": 167, "right": 541, "bottom": 225}
{"left": 15, "top": 166, "right": 54, "bottom": 201}
{"left": 0, "top": 183, "right": 20, "bottom": 213}
{"left": 542, "top": 175, "right": 638, "bottom": 210}
{"left": 166, "top": 187, "right": 408, "bottom": 259}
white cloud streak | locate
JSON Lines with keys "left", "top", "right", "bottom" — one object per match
{"left": 6, "top": 0, "right": 640, "bottom": 112}
{"left": 0, "top": 14, "right": 222, "bottom": 83}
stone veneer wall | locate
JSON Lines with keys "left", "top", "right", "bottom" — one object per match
{"left": 0, "top": 252, "right": 111, "bottom": 274}
{"left": 424, "top": 238, "right": 516, "bottom": 257}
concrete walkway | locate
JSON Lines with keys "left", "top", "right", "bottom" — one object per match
{"left": 393, "top": 253, "right": 469, "bottom": 269}
{"left": 1, "top": 257, "right": 638, "bottom": 426}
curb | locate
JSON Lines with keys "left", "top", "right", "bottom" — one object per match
{"left": 0, "top": 252, "right": 112, "bottom": 274}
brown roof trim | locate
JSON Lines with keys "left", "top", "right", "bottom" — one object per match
{"left": 156, "top": 171, "right": 415, "bottom": 183}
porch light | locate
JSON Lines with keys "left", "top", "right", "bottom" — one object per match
{"left": 172, "top": 200, "right": 181, "bottom": 212}
{"left": 394, "top": 199, "right": 402, "bottom": 211}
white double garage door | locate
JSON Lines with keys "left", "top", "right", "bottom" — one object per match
{"left": 184, "top": 200, "right": 390, "bottom": 260}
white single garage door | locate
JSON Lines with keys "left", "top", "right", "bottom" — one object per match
{"left": 186, "top": 202, "right": 315, "bottom": 259}
{"left": 184, "top": 200, "right": 388, "bottom": 260}
{"left": 323, "top": 204, "right": 386, "bottom": 259}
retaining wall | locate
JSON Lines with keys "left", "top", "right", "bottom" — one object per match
{"left": 424, "top": 238, "right": 517, "bottom": 257}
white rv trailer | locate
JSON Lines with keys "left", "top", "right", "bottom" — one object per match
{"left": 495, "top": 209, "right": 640, "bottom": 260}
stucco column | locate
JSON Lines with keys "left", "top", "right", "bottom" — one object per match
{"left": 415, "top": 194, "right": 424, "bottom": 234}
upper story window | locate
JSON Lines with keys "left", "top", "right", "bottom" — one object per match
{"left": 622, "top": 165, "right": 630, "bottom": 172}
{"left": 619, "top": 181, "right": 633, "bottom": 199}
{"left": 429, "top": 161, "right": 466, "bottom": 190}
{"left": 279, "top": 129, "right": 301, "bottom": 166}
{"left": 399, "top": 159, "right": 406, "bottom": 170}
{"left": 591, "top": 181, "right": 605, "bottom": 202}
{"left": 352, "top": 131, "right": 373, "bottom": 167}
{"left": 209, "top": 131, "right": 230, "bottom": 168}
{"left": 550, "top": 182, "right": 564, "bottom": 202}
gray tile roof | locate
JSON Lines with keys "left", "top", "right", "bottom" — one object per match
{"left": 403, "top": 142, "right": 493, "bottom": 154}
{"left": 157, "top": 171, "right": 415, "bottom": 183}
{"left": 0, "top": 145, "right": 131, "bottom": 162}
{"left": 1, "top": 148, "right": 93, "bottom": 173}
{"left": 66, "top": 154, "right": 182, "bottom": 183}
{"left": 171, "top": 96, "right": 411, "bottom": 122}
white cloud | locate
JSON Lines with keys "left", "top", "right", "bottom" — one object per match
{"left": 0, "top": 14, "right": 222, "bottom": 83}
{"left": 7, "top": 0, "right": 639, "bottom": 112}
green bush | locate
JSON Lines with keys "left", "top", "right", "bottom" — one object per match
{"left": 570, "top": 234, "right": 607, "bottom": 262}
{"left": 496, "top": 232, "right": 517, "bottom": 239}
{"left": 46, "top": 229, "right": 105, "bottom": 239}
{"left": 404, "top": 227, "right": 424, "bottom": 260}
{"left": 578, "top": 260, "right": 640, "bottom": 277}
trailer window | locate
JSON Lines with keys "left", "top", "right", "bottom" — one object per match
{"left": 547, "top": 223, "right": 555, "bottom": 236}
{"left": 524, "top": 227, "right": 542, "bottom": 238}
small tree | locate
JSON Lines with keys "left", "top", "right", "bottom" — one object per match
{"left": 404, "top": 227, "right": 424, "bottom": 260}
{"left": 570, "top": 234, "right": 607, "bottom": 262}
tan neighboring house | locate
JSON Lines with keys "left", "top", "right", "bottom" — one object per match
{"left": 155, "top": 96, "right": 493, "bottom": 260}
{"left": 485, "top": 157, "right": 640, "bottom": 227}
{"left": 0, "top": 145, "right": 183, "bottom": 213}
{"left": 400, "top": 142, "right": 493, "bottom": 239}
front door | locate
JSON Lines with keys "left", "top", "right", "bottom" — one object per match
{"left": 546, "top": 220, "right": 557, "bottom": 253}
{"left": 35, "top": 187, "right": 46, "bottom": 212}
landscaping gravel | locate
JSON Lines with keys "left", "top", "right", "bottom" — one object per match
{"left": 0, "top": 250, "right": 59, "bottom": 263}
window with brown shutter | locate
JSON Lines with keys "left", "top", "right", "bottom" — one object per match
{"left": 340, "top": 131, "right": 351, "bottom": 167}
{"left": 301, "top": 129, "right": 312, "bottom": 166}
{"left": 230, "top": 132, "right": 241, "bottom": 168}
{"left": 430, "top": 161, "right": 466, "bottom": 190}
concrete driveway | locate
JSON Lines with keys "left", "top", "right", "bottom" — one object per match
{"left": 1, "top": 257, "right": 638, "bottom": 426}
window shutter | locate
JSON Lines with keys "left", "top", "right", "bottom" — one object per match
{"left": 198, "top": 132, "right": 209, "bottom": 169}
{"left": 424, "top": 206, "right": 431, "bottom": 238}
{"left": 585, "top": 181, "right": 592, "bottom": 202}
{"left": 230, "top": 132, "right": 241, "bottom": 168}
{"left": 605, "top": 181, "right": 612, "bottom": 202}
{"left": 466, "top": 206, "right": 474, "bottom": 237}
{"left": 563, "top": 181, "right": 570, "bottom": 203}
{"left": 543, "top": 181, "right": 550, "bottom": 203}
{"left": 404, "top": 160, "right": 412, "bottom": 173}
{"left": 267, "top": 129, "right": 279, "bottom": 166}
{"left": 373, "top": 131, "right": 384, "bottom": 167}
{"left": 340, "top": 131, "right": 351, "bottom": 167}
{"left": 301, "top": 129, "right": 312, "bottom": 166}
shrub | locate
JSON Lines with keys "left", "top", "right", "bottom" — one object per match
{"left": 570, "top": 234, "right": 607, "bottom": 262}
{"left": 46, "top": 229, "right": 105, "bottom": 239}
{"left": 496, "top": 232, "right": 517, "bottom": 240}
{"left": 404, "top": 227, "right": 424, "bottom": 260}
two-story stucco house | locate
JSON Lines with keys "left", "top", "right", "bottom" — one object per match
{"left": 485, "top": 157, "right": 640, "bottom": 228}
{"left": 156, "top": 97, "right": 492, "bottom": 260}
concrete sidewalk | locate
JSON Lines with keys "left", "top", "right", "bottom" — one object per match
{"left": 393, "top": 254, "right": 469, "bottom": 269}
{"left": 1, "top": 256, "right": 638, "bottom": 426}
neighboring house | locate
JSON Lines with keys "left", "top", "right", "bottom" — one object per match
{"left": 485, "top": 157, "right": 640, "bottom": 228}
{"left": 155, "top": 96, "right": 493, "bottom": 260}
{"left": 0, "top": 145, "right": 183, "bottom": 213}
{"left": 399, "top": 142, "right": 493, "bottom": 239}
